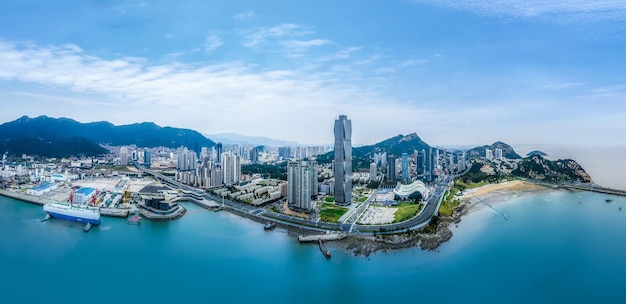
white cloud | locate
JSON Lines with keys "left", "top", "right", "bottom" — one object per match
{"left": 233, "top": 10, "right": 257, "bottom": 21}
{"left": 0, "top": 39, "right": 441, "bottom": 144}
{"left": 242, "top": 24, "right": 313, "bottom": 47}
{"left": 281, "top": 39, "right": 331, "bottom": 50}
{"left": 414, "top": 0, "right": 626, "bottom": 20}
{"left": 204, "top": 33, "right": 223, "bottom": 53}
{"left": 280, "top": 39, "right": 331, "bottom": 57}
{"left": 319, "top": 46, "right": 362, "bottom": 62}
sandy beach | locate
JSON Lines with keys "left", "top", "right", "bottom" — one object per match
{"left": 459, "top": 180, "right": 548, "bottom": 212}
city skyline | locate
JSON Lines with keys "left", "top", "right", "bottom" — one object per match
{"left": 1, "top": 1, "right": 626, "bottom": 146}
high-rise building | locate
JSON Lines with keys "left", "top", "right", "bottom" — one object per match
{"left": 369, "top": 162, "right": 377, "bottom": 181}
{"left": 176, "top": 147, "right": 197, "bottom": 171}
{"left": 216, "top": 143, "right": 223, "bottom": 164}
{"left": 287, "top": 160, "right": 317, "bottom": 211}
{"left": 119, "top": 146, "right": 129, "bottom": 165}
{"left": 278, "top": 146, "right": 292, "bottom": 160}
{"left": 426, "top": 148, "right": 433, "bottom": 182}
{"left": 401, "top": 153, "right": 409, "bottom": 183}
{"left": 387, "top": 155, "right": 396, "bottom": 182}
{"left": 415, "top": 149, "right": 425, "bottom": 178}
{"left": 143, "top": 149, "right": 151, "bottom": 166}
{"left": 458, "top": 153, "right": 466, "bottom": 172}
{"left": 250, "top": 148, "right": 259, "bottom": 164}
{"left": 494, "top": 148, "right": 503, "bottom": 160}
{"left": 486, "top": 149, "right": 494, "bottom": 161}
{"left": 333, "top": 115, "right": 352, "bottom": 206}
{"left": 221, "top": 151, "right": 241, "bottom": 185}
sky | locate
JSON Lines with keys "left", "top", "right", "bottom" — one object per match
{"left": 0, "top": 0, "right": 625, "bottom": 146}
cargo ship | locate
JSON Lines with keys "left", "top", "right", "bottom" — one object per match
{"left": 42, "top": 187, "right": 101, "bottom": 225}
{"left": 43, "top": 202, "right": 101, "bottom": 225}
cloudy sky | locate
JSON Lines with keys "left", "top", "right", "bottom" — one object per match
{"left": 1, "top": 0, "right": 625, "bottom": 146}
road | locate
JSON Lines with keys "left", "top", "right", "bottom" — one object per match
{"left": 138, "top": 163, "right": 451, "bottom": 234}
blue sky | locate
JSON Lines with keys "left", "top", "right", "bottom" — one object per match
{"left": 0, "top": 0, "right": 625, "bottom": 146}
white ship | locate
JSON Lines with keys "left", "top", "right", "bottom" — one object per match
{"left": 43, "top": 187, "right": 101, "bottom": 225}
{"left": 43, "top": 201, "right": 101, "bottom": 225}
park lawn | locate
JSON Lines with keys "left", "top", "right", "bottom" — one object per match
{"left": 439, "top": 190, "right": 460, "bottom": 217}
{"left": 320, "top": 205, "right": 349, "bottom": 223}
{"left": 356, "top": 197, "right": 368, "bottom": 203}
{"left": 393, "top": 202, "right": 423, "bottom": 223}
{"left": 325, "top": 196, "right": 335, "bottom": 203}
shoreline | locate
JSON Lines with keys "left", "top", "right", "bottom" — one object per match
{"left": 334, "top": 181, "right": 550, "bottom": 257}
{"left": 0, "top": 181, "right": 579, "bottom": 257}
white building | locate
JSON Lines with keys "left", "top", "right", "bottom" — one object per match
{"left": 26, "top": 182, "right": 58, "bottom": 196}
{"left": 287, "top": 160, "right": 317, "bottom": 211}
{"left": 495, "top": 148, "right": 503, "bottom": 160}
{"left": 221, "top": 151, "right": 241, "bottom": 185}
{"left": 485, "top": 149, "right": 494, "bottom": 161}
{"left": 120, "top": 146, "right": 129, "bottom": 165}
{"left": 369, "top": 162, "right": 377, "bottom": 181}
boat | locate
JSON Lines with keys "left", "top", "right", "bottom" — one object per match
{"left": 83, "top": 222, "right": 92, "bottom": 232}
{"left": 606, "top": 198, "right": 614, "bottom": 203}
{"left": 42, "top": 213, "right": 51, "bottom": 222}
{"left": 264, "top": 222, "right": 276, "bottom": 230}
{"left": 43, "top": 201, "right": 101, "bottom": 225}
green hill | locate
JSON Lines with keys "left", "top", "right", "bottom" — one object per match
{"left": 0, "top": 116, "right": 216, "bottom": 157}
{"left": 318, "top": 133, "right": 431, "bottom": 170}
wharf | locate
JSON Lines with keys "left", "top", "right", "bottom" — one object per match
{"left": 298, "top": 233, "right": 347, "bottom": 243}
{"left": 100, "top": 208, "right": 130, "bottom": 218}
{"left": 139, "top": 205, "right": 187, "bottom": 221}
{"left": 0, "top": 189, "right": 53, "bottom": 205}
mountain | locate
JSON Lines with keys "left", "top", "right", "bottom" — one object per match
{"left": 208, "top": 132, "right": 299, "bottom": 146}
{"left": 466, "top": 141, "right": 521, "bottom": 160}
{"left": 318, "top": 133, "right": 431, "bottom": 170}
{"left": 0, "top": 116, "right": 216, "bottom": 156}
{"left": 512, "top": 155, "right": 592, "bottom": 183}
{"left": 0, "top": 137, "right": 107, "bottom": 158}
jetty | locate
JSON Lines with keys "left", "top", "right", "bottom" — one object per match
{"left": 298, "top": 233, "right": 347, "bottom": 243}
{"left": 472, "top": 195, "right": 509, "bottom": 220}
{"left": 318, "top": 240, "right": 331, "bottom": 258}
{"left": 558, "top": 184, "right": 626, "bottom": 197}
{"left": 100, "top": 208, "right": 130, "bottom": 218}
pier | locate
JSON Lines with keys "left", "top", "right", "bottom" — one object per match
{"left": 298, "top": 233, "right": 347, "bottom": 243}
{"left": 318, "top": 240, "right": 331, "bottom": 258}
{"left": 558, "top": 184, "right": 626, "bottom": 197}
{"left": 100, "top": 208, "right": 130, "bottom": 218}
{"left": 472, "top": 195, "right": 509, "bottom": 220}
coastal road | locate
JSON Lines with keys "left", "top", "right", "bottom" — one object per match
{"left": 139, "top": 164, "right": 450, "bottom": 234}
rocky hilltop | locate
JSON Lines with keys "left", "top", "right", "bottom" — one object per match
{"left": 512, "top": 155, "right": 592, "bottom": 183}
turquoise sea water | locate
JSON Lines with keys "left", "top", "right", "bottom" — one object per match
{"left": 1, "top": 191, "right": 626, "bottom": 303}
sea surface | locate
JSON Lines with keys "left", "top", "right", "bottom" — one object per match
{"left": 1, "top": 146, "right": 626, "bottom": 304}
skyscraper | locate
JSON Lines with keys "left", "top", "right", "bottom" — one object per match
{"left": 143, "top": 149, "right": 151, "bottom": 166}
{"left": 486, "top": 149, "right": 494, "bottom": 161}
{"left": 119, "top": 146, "right": 129, "bottom": 165}
{"left": 221, "top": 151, "right": 241, "bottom": 185}
{"left": 369, "top": 162, "right": 377, "bottom": 181}
{"left": 401, "top": 153, "right": 409, "bottom": 183}
{"left": 216, "top": 142, "right": 223, "bottom": 164}
{"left": 387, "top": 155, "right": 396, "bottom": 182}
{"left": 333, "top": 115, "right": 352, "bottom": 206}
{"left": 494, "top": 148, "right": 503, "bottom": 160}
{"left": 287, "top": 160, "right": 317, "bottom": 211}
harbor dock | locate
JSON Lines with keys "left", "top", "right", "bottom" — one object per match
{"left": 298, "top": 233, "right": 347, "bottom": 243}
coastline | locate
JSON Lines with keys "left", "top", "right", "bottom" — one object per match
{"left": 335, "top": 181, "right": 550, "bottom": 257}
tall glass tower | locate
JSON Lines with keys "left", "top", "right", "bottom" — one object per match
{"left": 401, "top": 152, "right": 409, "bottom": 183}
{"left": 333, "top": 115, "right": 352, "bottom": 206}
